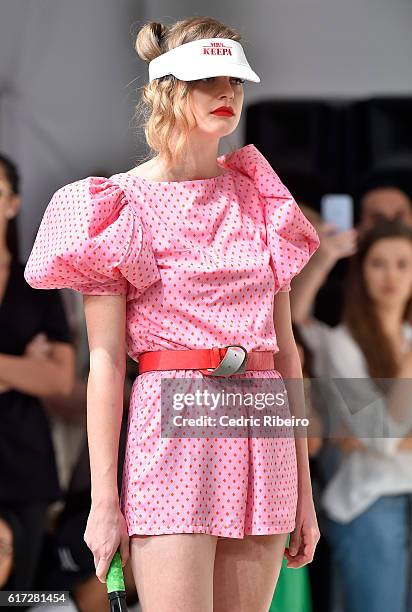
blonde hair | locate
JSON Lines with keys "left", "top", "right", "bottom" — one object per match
{"left": 134, "top": 17, "right": 242, "bottom": 168}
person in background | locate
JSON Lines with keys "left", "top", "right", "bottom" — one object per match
{"left": 0, "top": 153, "right": 75, "bottom": 592}
{"left": 41, "top": 166, "right": 124, "bottom": 523}
{"left": 291, "top": 207, "right": 354, "bottom": 612}
{"left": 312, "top": 170, "right": 412, "bottom": 326}
{"left": 358, "top": 172, "right": 412, "bottom": 232}
{"left": 294, "top": 217, "right": 412, "bottom": 612}
{"left": 291, "top": 206, "right": 357, "bottom": 333}
{"left": 36, "top": 362, "right": 139, "bottom": 610}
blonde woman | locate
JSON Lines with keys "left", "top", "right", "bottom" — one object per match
{"left": 24, "top": 17, "right": 320, "bottom": 611}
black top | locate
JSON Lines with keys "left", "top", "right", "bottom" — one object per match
{"left": 0, "top": 259, "right": 73, "bottom": 502}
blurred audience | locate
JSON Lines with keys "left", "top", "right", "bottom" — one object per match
{"left": 303, "top": 170, "right": 412, "bottom": 326}
{"left": 0, "top": 153, "right": 139, "bottom": 610}
{"left": 355, "top": 172, "right": 412, "bottom": 232}
{"left": 0, "top": 153, "right": 75, "bottom": 592}
{"left": 293, "top": 217, "right": 412, "bottom": 612}
{"left": 35, "top": 376, "right": 139, "bottom": 611}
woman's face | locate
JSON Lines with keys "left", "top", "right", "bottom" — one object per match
{"left": 363, "top": 237, "right": 412, "bottom": 308}
{"left": 187, "top": 75, "right": 244, "bottom": 137}
{"left": 0, "top": 165, "right": 19, "bottom": 228}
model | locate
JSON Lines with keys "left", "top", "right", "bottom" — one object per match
{"left": 24, "top": 16, "right": 321, "bottom": 612}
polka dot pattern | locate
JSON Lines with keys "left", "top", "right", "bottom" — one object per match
{"left": 221, "top": 145, "right": 320, "bottom": 292}
{"left": 121, "top": 369, "right": 299, "bottom": 538}
{"left": 24, "top": 177, "right": 161, "bottom": 297}
{"left": 24, "top": 143, "right": 319, "bottom": 538}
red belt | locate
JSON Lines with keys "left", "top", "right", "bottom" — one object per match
{"left": 138, "top": 345, "right": 274, "bottom": 377}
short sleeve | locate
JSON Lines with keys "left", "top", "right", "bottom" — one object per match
{"left": 323, "top": 324, "right": 412, "bottom": 456}
{"left": 24, "top": 176, "right": 161, "bottom": 297}
{"left": 219, "top": 144, "right": 320, "bottom": 293}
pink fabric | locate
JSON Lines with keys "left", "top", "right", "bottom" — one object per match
{"left": 25, "top": 144, "right": 319, "bottom": 538}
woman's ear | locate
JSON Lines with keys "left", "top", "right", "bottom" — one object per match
{"left": 7, "top": 194, "right": 22, "bottom": 218}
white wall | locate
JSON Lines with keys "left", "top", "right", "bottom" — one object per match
{"left": 1, "top": 0, "right": 411, "bottom": 257}
{"left": 0, "top": 0, "right": 147, "bottom": 255}
{"left": 146, "top": 0, "right": 412, "bottom": 99}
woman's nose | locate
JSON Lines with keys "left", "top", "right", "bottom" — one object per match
{"left": 386, "top": 268, "right": 398, "bottom": 281}
{"left": 218, "top": 77, "right": 235, "bottom": 98}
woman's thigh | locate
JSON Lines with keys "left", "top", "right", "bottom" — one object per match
{"left": 213, "top": 532, "right": 289, "bottom": 612}
{"left": 130, "top": 533, "right": 218, "bottom": 612}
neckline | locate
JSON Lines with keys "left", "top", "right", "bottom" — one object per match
{"left": 123, "top": 166, "right": 233, "bottom": 186}
{"left": 116, "top": 143, "right": 256, "bottom": 185}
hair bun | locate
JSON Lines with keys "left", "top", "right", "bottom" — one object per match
{"left": 153, "top": 22, "right": 166, "bottom": 45}
{"left": 135, "top": 21, "right": 169, "bottom": 63}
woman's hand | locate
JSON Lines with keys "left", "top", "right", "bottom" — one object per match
{"left": 333, "top": 423, "right": 367, "bottom": 453}
{"left": 397, "top": 435, "right": 412, "bottom": 452}
{"left": 25, "top": 333, "right": 53, "bottom": 359}
{"left": 398, "top": 348, "right": 412, "bottom": 377}
{"left": 284, "top": 487, "right": 320, "bottom": 568}
{"left": 84, "top": 499, "right": 130, "bottom": 583}
{"left": 317, "top": 224, "right": 358, "bottom": 266}
{"left": 338, "top": 436, "right": 367, "bottom": 453}
{"left": 0, "top": 381, "right": 11, "bottom": 393}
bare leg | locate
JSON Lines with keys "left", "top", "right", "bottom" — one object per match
{"left": 213, "top": 533, "right": 289, "bottom": 612}
{"left": 130, "top": 533, "right": 218, "bottom": 612}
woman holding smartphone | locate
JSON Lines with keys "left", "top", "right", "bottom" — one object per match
{"left": 295, "top": 217, "right": 412, "bottom": 612}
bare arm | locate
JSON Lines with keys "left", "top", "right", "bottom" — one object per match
{"left": 42, "top": 379, "right": 88, "bottom": 426}
{"left": 290, "top": 253, "right": 335, "bottom": 325}
{"left": 273, "top": 290, "right": 320, "bottom": 567}
{"left": 291, "top": 226, "right": 357, "bottom": 325}
{"left": 83, "top": 293, "right": 127, "bottom": 506}
{"left": 273, "top": 291, "right": 312, "bottom": 494}
{"left": 0, "top": 342, "right": 75, "bottom": 397}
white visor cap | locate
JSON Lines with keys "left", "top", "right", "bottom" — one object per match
{"left": 148, "top": 38, "right": 260, "bottom": 83}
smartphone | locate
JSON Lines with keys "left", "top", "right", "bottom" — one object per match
{"left": 320, "top": 194, "right": 354, "bottom": 232}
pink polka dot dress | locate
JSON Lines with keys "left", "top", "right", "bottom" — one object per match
{"left": 24, "top": 144, "right": 319, "bottom": 538}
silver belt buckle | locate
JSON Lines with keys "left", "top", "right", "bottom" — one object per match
{"left": 207, "top": 344, "right": 248, "bottom": 377}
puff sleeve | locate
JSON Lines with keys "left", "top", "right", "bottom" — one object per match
{"left": 222, "top": 144, "right": 320, "bottom": 293}
{"left": 24, "top": 176, "right": 161, "bottom": 296}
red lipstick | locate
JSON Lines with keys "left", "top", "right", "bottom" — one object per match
{"left": 211, "top": 106, "right": 235, "bottom": 116}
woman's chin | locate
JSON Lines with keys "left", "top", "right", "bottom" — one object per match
{"left": 374, "top": 293, "right": 402, "bottom": 308}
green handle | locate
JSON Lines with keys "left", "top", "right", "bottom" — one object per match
{"left": 106, "top": 550, "right": 125, "bottom": 592}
